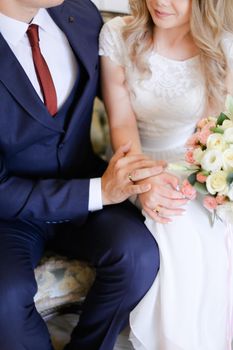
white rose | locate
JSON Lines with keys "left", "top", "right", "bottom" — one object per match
{"left": 223, "top": 148, "right": 233, "bottom": 171}
{"left": 221, "top": 119, "right": 233, "bottom": 130}
{"left": 193, "top": 148, "right": 204, "bottom": 164}
{"left": 206, "top": 171, "right": 228, "bottom": 195}
{"left": 200, "top": 149, "right": 223, "bottom": 172}
{"left": 206, "top": 133, "right": 226, "bottom": 151}
{"left": 224, "top": 127, "right": 233, "bottom": 143}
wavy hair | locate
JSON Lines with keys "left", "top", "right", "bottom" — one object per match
{"left": 123, "top": 0, "right": 233, "bottom": 113}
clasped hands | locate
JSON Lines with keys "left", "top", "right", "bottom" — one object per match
{"left": 101, "top": 143, "right": 188, "bottom": 223}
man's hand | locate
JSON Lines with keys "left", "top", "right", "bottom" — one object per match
{"left": 138, "top": 173, "right": 189, "bottom": 224}
{"left": 101, "top": 143, "right": 165, "bottom": 205}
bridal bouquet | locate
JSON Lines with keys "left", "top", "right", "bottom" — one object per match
{"left": 176, "top": 95, "right": 233, "bottom": 350}
{"left": 179, "top": 95, "right": 233, "bottom": 223}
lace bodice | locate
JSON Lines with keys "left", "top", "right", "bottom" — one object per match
{"left": 99, "top": 17, "right": 233, "bottom": 156}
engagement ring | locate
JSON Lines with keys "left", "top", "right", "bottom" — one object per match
{"left": 153, "top": 206, "right": 161, "bottom": 214}
{"left": 128, "top": 173, "right": 134, "bottom": 183}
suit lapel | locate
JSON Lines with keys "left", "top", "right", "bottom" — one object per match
{"left": 0, "top": 34, "right": 64, "bottom": 132}
{"left": 48, "top": 3, "right": 98, "bottom": 79}
{"left": 48, "top": 3, "right": 101, "bottom": 141}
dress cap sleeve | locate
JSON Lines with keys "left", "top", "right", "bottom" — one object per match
{"left": 99, "top": 16, "right": 126, "bottom": 67}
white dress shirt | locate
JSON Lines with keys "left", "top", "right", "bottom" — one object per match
{"left": 0, "top": 8, "right": 102, "bottom": 211}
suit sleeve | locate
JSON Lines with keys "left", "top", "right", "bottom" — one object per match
{"left": 0, "top": 154, "right": 90, "bottom": 225}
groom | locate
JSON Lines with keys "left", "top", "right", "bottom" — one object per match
{"left": 0, "top": 0, "right": 162, "bottom": 349}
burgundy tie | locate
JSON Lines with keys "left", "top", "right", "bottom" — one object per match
{"left": 27, "top": 24, "right": 57, "bottom": 116}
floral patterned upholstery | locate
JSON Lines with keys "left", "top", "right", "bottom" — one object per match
{"left": 35, "top": 255, "right": 95, "bottom": 318}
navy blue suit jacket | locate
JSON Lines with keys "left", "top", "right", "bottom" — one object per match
{"left": 0, "top": 0, "right": 106, "bottom": 225}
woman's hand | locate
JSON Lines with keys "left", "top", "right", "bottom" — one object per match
{"left": 138, "top": 172, "right": 189, "bottom": 224}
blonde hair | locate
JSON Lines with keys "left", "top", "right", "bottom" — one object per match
{"left": 123, "top": 0, "right": 233, "bottom": 113}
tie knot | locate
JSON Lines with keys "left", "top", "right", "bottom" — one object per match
{"left": 27, "top": 24, "right": 39, "bottom": 48}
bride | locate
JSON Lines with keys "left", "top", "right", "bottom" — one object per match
{"left": 99, "top": 0, "right": 233, "bottom": 349}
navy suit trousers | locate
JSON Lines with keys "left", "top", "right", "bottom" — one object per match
{"left": 0, "top": 201, "right": 159, "bottom": 350}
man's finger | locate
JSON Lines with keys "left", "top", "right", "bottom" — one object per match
{"left": 125, "top": 183, "right": 151, "bottom": 196}
{"left": 129, "top": 166, "right": 164, "bottom": 182}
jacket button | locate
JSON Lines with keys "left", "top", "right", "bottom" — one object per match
{"left": 68, "top": 16, "right": 75, "bottom": 23}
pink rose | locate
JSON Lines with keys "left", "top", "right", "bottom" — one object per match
{"left": 198, "top": 129, "right": 212, "bottom": 145}
{"left": 186, "top": 132, "right": 201, "bottom": 148}
{"left": 196, "top": 172, "right": 207, "bottom": 183}
{"left": 198, "top": 121, "right": 216, "bottom": 145}
{"left": 202, "top": 121, "right": 216, "bottom": 132}
{"left": 181, "top": 179, "right": 197, "bottom": 200}
{"left": 197, "top": 118, "right": 209, "bottom": 129}
{"left": 185, "top": 150, "right": 195, "bottom": 164}
{"left": 197, "top": 118, "right": 216, "bottom": 130}
{"left": 203, "top": 195, "right": 218, "bottom": 211}
{"left": 216, "top": 194, "right": 227, "bottom": 205}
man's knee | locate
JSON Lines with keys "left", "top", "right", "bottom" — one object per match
{"left": 0, "top": 269, "right": 37, "bottom": 321}
{"left": 99, "top": 222, "right": 159, "bottom": 292}
{"left": 120, "top": 230, "right": 159, "bottom": 293}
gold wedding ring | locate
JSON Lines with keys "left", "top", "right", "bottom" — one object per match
{"left": 128, "top": 173, "right": 134, "bottom": 183}
{"left": 153, "top": 206, "right": 161, "bottom": 214}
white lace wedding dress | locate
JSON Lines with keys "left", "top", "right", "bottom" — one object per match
{"left": 99, "top": 17, "right": 233, "bottom": 350}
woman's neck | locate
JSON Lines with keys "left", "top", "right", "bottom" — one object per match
{"left": 154, "top": 22, "right": 192, "bottom": 47}
{"left": 153, "top": 24, "right": 198, "bottom": 60}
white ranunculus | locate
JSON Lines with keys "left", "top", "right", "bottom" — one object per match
{"left": 206, "top": 171, "right": 228, "bottom": 195}
{"left": 224, "top": 127, "right": 233, "bottom": 143}
{"left": 206, "top": 133, "right": 226, "bottom": 151}
{"left": 223, "top": 148, "right": 233, "bottom": 171}
{"left": 221, "top": 119, "right": 233, "bottom": 130}
{"left": 200, "top": 149, "right": 223, "bottom": 172}
{"left": 193, "top": 148, "right": 204, "bottom": 164}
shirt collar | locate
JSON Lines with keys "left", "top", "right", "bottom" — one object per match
{"left": 0, "top": 8, "right": 61, "bottom": 46}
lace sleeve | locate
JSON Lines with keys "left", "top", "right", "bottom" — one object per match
{"left": 99, "top": 17, "right": 126, "bottom": 67}
{"left": 222, "top": 32, "right": 233, "bottom": 70}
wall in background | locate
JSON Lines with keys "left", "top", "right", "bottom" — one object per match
{"left": 91, "top": 0, "right": 129, "bottom": 13}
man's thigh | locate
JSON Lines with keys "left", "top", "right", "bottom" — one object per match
{"left": 0, "top": 219, "right": 49, "bottom": 274}
{"left": 51, "top": 201, "right": 158, "bottom": 265}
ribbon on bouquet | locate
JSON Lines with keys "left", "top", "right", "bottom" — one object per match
{"left": 216, "top": 204, "right": 233, "bottom": 350}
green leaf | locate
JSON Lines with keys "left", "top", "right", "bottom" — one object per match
{"left": 194, "top": 181, "right": 209, "bottom": 194}
{"left": 227, "top": 172, "right": 233, "bottom": 185}
{"left": 217, "top": 112, "right": 229, "bottom": 125}
{"left": 210, "top": 127, "right": 224, "bottom": 134}
{"left": 188, "top": 172, "right": 197, "bottom": 186}
{"left": 225, "top": 95, "right": 233, "bottom": 120}
{"left": 199, "top": 170, "right": 210, "bottom": 176}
